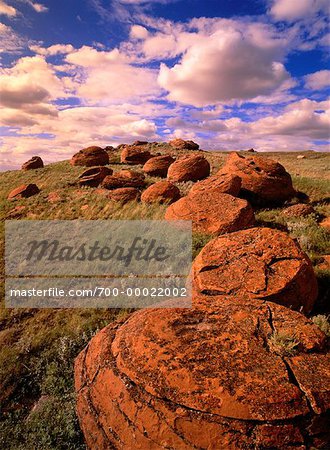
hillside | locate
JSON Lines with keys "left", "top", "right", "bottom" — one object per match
{"left": 0, "top": 148, "right": 329, "bottom": 449}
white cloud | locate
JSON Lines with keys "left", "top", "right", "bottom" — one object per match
{"left": 304, "top": 70, "right": 330, "bottom": 90}
{"left": 21, "top": 0, "right": 48, "bottom": 13}
{"left": 158, "top": 23, "right": 291, "bottom": 107}
{"left": 30, "top": 44, "right": 75, "bottom": 56}
{"left": 269, "top": 0, "right": 329, "bottom": 22}
{"left": 130, "top": 25, "right": 149, "bottom": 40}
{"left": 0, "top": 23, "right": 25, "bottom": 53}
{"left": 0, "top": 1, "right": 17, "bottom": 16}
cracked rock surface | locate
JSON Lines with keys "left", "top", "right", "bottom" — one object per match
{"left": 165, "top": 191, "right": 255, "bottom": 235}
{"left": 218, "top": 152, "right": 295, "bottom": 204}
{"left": 192, "top": 227, "right": 318, "bottom": 313}
{"left": 75, "top": 297, "right": 329, "bottom": 449}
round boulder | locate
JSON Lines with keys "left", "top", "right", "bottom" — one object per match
{"left": 282, "top": 203, "right": 315, "bottom": 218}
{"left": 8, "top": 184, "right": 40, "bottom": 200}
{"left": 192, "top": 227, "right": 318, "bottom": 313}
{"left": 117, "top": 169, "right": 145, "bottom": 181}
{"left": 120, "top": 146, "right": 152, "bottom": 165}
{"left": 101, "top": 173, "right": 145, "bottom": 190}
{"left": 167, "top": 154, "right": 210, "bottom": 182}
{"left": 169, "top": 138, "right": 199, "bottom": 150}
{"left": 142, "top": 155, "right": 175, "bottom": 177}
{"left": 108, "top": 187, "right": 140, "bottom": 203}
{"left": 219, "top": 152, "right": 295, "bottom": 204}
{"left": 21, "top": 156, "right": 44, "bottom": 170}
{"left": 189, "top": 173, "right": 241, "bottom": 197}
{"left": 75, "top": 297, "right": 329, "bottom": 450}
{"left": 70, "top": 146, "right": 109, "bottom": 167}
{"left": 141, "top": 181, "right": 180, "bottom": 204}
{"left": 78, "top": 166, "right": 113, "bottom": 187}
{"left": 165, "top": 191, "right": 254, "bottom": 235}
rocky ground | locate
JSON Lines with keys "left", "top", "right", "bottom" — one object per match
{"left": 0, "top": 142, "right": 329, "bottom": 449}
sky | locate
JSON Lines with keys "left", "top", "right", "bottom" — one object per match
{"left": 0, "top": 0, "right": 329, "bottom": 170}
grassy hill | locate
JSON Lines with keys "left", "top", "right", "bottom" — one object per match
{"left": 0, "top": 149, "right": 329, "bottom": 449}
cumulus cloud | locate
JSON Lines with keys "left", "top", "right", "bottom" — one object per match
{"left": 0, "top": 1, "right": 17, "bottom": 16}
{"left": 269, "top": 0, "right": 329, "bottom": 22}
{"left": 65, "top": 46, "right": 159, "bottom": 103}
{"left": 29, "top": 44, "right": 75, "bottom": 56}
{"left": 158, "top": 23, "right": 291, "bottom": 107}
{"left": 304, "top": 70, "right": 330, "bottom": 90}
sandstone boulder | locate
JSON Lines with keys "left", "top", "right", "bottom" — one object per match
{"left": 120, "top": 146, "right": 152, "bottom": 165}
{"left": 282, "top": 203, "right": 315, "bottom": 218}
{"left": 169, "top": 138, "right": 199, "bottom": 150}
{"left": 219, "top": 152, "right": 295, "bottom": 204}
{"left": 192, "top": 227, "right": 318, "bottom": 313}
{"left": 8, "top": 184, "right": 40, "bottom": 200}
{"left": 320, "top": 217, "right": 330, "bottom": 230}
{"left": 142, "top": 155, "right": 175, "bottom": 177}
{"left": 70, "top": 146, "right": 109, "bottom": 167}
{"left": 75, "top": 297, "right": 329, "bottom": 450}
{"left": 167, "top": 154, "right": 210, "bottom": 182}
{"left": 141, "top": 181, "right": 180, "bottom": 204}
{"left": 108, "top": 188, "right": 140, "bottom": 203}
{"left": 21, "top": 156, "right": 44, "bottom": 170}
{"left": 165, "top": 191, "right": 254, "bottom": 235}
{"left": 101, "top": 173, "right": 145, "bottom": 190}
{"left": 189, "top": 173, "right": 241, "bottom": 197}
{"left": 132, "top": 140, "right": 149, "bottom": 146}
{"left": 117, "top": 169, "right": 145, "bottom": 181}
{"left": 78, "top": 166, "right": 113, "bottom": 187}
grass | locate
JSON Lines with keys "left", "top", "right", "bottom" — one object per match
{"left": 312, "top": 315, "right": 330, "bottom": 337}
{"left": 268, "top": 331, "right": 299, "bottom": 357}
{"left": 0, "top": 150, "right": 329, "bottom": 448}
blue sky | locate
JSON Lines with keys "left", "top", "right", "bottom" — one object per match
{"left": 0, "top": 0, "right": 329, "bottom": 170}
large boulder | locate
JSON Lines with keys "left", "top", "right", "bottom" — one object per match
{"left": 142, "top": 155, "right": 175, "bottom": 177}
{"left": 21, "top": 156, "right": 44, "bottom": 170}
{"left": 75, "top": 297, "right": 329, "bottom": 450}
{"left": 167, "top": 154, "right": 210, "bottom": 183}
{"left": 108, "top": 187, "right": 140, "bottom": 204}
{"left": 141, "top": 181, "right": 180, "bottom": 204}
{"left": 120, "top": 146, "right": 152, "bottom": 165}
{"left": 117, "top": 169, "right": 145, "bottom": 182}
{"left": 189, "top": 173, "right": 241, "bottom": 197}
{"left": 8, "top": 184, "right": 40, "bottom": 200}
{"left": 219, "top": 152, "right": 296, "bottom": 204}
{"left": 165, "top": 190, "right": 254, "bottom": 235}
{"left": 71, "top": 146, "right": 109, "bottom": 167}
{"left": 169, "top": 138, "right": 199, "bottom": 150}
{"left": 78, "top": 167, "right": 113, "bottom": 187}
{"left": 101, "top": 173, "right": 145, "bottom": 190}
{"left": 192, "top": 227, "right": 318, "bottom": 314}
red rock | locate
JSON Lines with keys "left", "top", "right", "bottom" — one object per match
{"left": 101, "top": 173, "right": 145, "bottom": 190}
{"left": 47, "top": 191, "right": 62, "bottom": 203}
{"left": 282, "top": 203, "right": 315, "bottom": 217}
{"left": 75, "top": 297, "right": 329, "bottom": 449}
{"left": 320, "top": 217, "right": 330, "bottom": 230}
{"left": 132, "top": 140, "right": 149, "bottom": 146}
{"left": 143, "top": 155, "right": 175, "bottom": 177}
{"left": 21, "top": 156, "right": 44, "bottom": 170}
{"left": 219, "top": 152, "right": 296, "bottom": 204}
{"left": 6, "top": 205, "right": 26, "bottom": 218}
{"left": 192, "top": 227, "right": 318, "bottom": 313}
{"left": 169, "top": 138, "right": 199, "bottom": 150}
{"left": 8, "top": 184, "right": 40, "bottom": 200}
{"left": 120, "top": 146, "right": 152, "bottom": 165}
{"left": 108, "top": 187, "right": 140, "bottom": 203}
{"left": 167, "top": 154, "right": 210, "bottom": 182}
{"left": 70, "top": 146, "right": 109, "bottom": 167}
{"left": 78, "top": 166, "right": 113, "bottom": 187}
{"left": 117, "top": 169, "right": 145, "bottom": 181}
{"left": 189, "top": 173, "right": 241, "bottom": 197}
{"left": 165, "top": 191, "right": 254, "bottom": 235}
{"left": 141, "top": 181, "right": 180, "bottom": 204}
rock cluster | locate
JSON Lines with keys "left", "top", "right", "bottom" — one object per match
{"left": 167, "top": 154, "right": 210, "bottom": 182}
{"left": 219, "top": 152, "right": 295, "bottom": 204}
{"left": 71, "top": 146, "right": 109, "bottom": 167}
{"left": 21, "top": 156, "right": 44, "bottom": 170}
